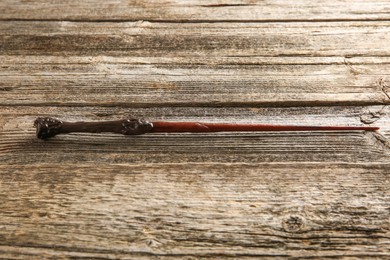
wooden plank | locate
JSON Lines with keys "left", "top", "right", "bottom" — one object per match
{"left": 2, "top": 21, "right": 390, "bottom": 106}
{"left": 1, "top": 55, "right": 389, "bottom": 106}
{"left": 1, "top": 0, "right": 390, "bottom": 21}
{"left": 0, "top": 163, "right": 389, "bottom": 258}
{"left": 2, "top": 21, "right": 390, "bottom": 57}
{"left": 1, "top": 106, "right": 388, "bottom": 165}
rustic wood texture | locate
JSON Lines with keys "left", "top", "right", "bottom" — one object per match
{"left": 2, "top": 21, "right": 390, "bottom": 106}
{"left": 0, "top": 163, "right": 389, "bottom": 259}
{"left": 2, "top": 0, "right": 390, "bottom": 21}
{"left": 1, "top": 1, "right": 390, "bottom": 259}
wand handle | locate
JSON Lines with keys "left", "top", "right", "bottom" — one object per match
{"left": 34, "top": 117, "right": 153, "bottom": 139}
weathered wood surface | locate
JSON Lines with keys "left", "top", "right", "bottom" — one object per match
{"left": 3, "top": 22, "right": 390, "bottom": 106}
{"left": 1, "top": 0, "right": 390, "bottom": 259}
{"left": 1, "top": 163, "right": 390, "bottom": 259}
{"left": 1, "top": 0, "right": 390, "bottom": 21}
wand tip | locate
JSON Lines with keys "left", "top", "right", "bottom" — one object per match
{"left": 364, "top": 126, "right": 380, "bottom": 131}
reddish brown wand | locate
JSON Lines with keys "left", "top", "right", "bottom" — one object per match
{"left": 33, "top": 117, "right": 379, "bottom": 139}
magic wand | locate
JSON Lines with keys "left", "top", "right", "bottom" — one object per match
{"left": 34, "top": 117, "right": 379, "bottom": 140}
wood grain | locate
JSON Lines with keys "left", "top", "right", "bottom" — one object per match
{"left": 1, "top": 0, "right": 390, "bottom": 258}
{"left": 1, "top": 55, "right": 389, "bottom": 106}
{"left": 0, "top": 163, "right": 389, "bottom": 259}
{"left": 2, "top": 21, "right": 390, "bottom": 57}
{"left": 1, "top": 21, "right": 390, "bottom": 106}
{"left": 1, "top": 0, "right": 390, "bottom": 21}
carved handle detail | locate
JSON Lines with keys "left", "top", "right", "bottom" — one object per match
{"left": 34, "top": 117, "right": 64, "bottom": 139}
{"left": 34, "top": 117, "right": 153, "bottom": 139}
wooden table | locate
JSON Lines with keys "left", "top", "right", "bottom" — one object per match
{"left": 1, "top": 1, "right": 390, "bottom": 258}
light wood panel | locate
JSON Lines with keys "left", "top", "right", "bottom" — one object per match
{"left": 1, "top": 0, "right": 390, "bottom": 21}
{"left": 0, "top": 163, "right": 389, "bottom": 258}
{"left": 1, "top": 55, "right": 389, "bottom": 106}
{"left": 2, "top": 21, "right": 390, "bottom": 106}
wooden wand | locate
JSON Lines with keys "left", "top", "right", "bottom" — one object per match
{"left": 33, "top": 117, "right": 379, "bottom": 140}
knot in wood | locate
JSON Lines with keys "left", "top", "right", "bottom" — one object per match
{"left": 283, "top": 215, "right": 305, "bottom": 232}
